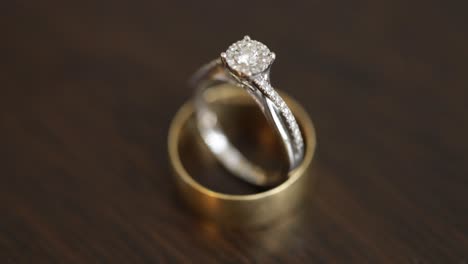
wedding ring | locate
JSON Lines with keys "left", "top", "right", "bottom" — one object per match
{"left": 191, "top": 36, "right": 304, "bottom": 186}
{"left": 168, "top": 86, "right": 317, "bottom": 227}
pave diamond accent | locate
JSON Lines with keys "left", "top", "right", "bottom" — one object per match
{"left": 253, "top": 76, "right": 304, "bottom": 152}
{"left": 222, "top": 36, "right": 275, "bottom": 76}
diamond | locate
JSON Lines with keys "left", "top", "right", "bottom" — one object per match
{"left": 223, "top": 36, "right": 274, "bottom": 76}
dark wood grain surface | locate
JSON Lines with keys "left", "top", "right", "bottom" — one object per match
{"left": 1, "top": 0, "right": 468, "bottom": 263}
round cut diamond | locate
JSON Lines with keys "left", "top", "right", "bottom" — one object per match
{"left": 223, "top": 36, "right": 274, "bottom": 76}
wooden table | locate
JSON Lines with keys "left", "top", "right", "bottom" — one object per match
{"left": 1, "top": 0, "right": 467, "bottom": 262}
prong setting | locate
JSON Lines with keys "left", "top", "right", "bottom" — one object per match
{"left": 223, "top": 36, "right": 275, "bottom": 77}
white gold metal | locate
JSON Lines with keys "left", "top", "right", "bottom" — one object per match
{"left": 190, "top": 36, "right": 304, "bottom": 186}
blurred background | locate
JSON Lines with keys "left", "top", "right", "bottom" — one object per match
{"left": 1, "top": 0, "right": 467, "bottom": 263}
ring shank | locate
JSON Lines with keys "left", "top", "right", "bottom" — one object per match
{"left": 191, "top": 59, "right": 303, "bottom": 186}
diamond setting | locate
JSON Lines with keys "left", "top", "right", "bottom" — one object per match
{"left": 222, "top": 36, "right": 275, "bottom": 76}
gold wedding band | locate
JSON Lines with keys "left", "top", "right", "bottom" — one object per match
{"left": 168, "top": 85, "right": 317, "bottom": 227}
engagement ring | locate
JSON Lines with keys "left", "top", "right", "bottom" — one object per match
{"left": 190, "top": 36, "right": 304, "bottom": 186}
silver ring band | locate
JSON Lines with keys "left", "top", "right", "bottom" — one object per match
{"left": 190, "top": 36, "right": 304, "bottom": 186}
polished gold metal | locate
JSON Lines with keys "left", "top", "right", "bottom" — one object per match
{"left": 168, "top": 85, "right": 317, "bottom": 227}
